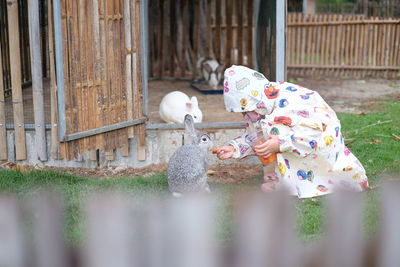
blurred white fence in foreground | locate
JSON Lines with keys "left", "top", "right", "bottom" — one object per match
{"left": 1, "top": 181, "right": 400, "bottom": 267}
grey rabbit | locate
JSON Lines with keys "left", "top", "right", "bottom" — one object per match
{"left": 167, "top": 114, "right": 213, "bottom": 197}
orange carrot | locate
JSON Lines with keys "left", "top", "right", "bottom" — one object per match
{"left": 211, "top": 148, "right": 221, "bottom": 153}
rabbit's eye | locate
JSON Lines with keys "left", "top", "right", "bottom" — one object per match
{"left": 194, "top": 116, "right": 197, "bottom": 119}
{"left": 202, "top": 137, "right": 207, "bottom": 142}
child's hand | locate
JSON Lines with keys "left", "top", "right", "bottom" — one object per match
{"left": 214, "top": 145, "right": 236, "bottom": 160}
{"left": 253, "top": 135, "right": 280, "bottom": 158}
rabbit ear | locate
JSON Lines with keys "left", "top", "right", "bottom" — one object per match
{"left": 203, "top": 63, "right": 213, "bottom": 73}
{"left": 184, "top": 114, "right": 196, "bottom": 136}
{"left": 186, "top": 102, "right": 193, "bottom": 111}
{"left": 190, "top": 96, "right": 198, "bottom": 107}
{"left": 217, "top": 64, "right": 225, "bottom": 73}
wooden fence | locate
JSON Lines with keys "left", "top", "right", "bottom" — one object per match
{"left": 57, "top": 0, "right": 146, "bottom": 161}
{"left": 287, "top": 13, "right": 400, "bottom": 78}
{"left": 1, "top": 0, "right": 147, "bottom": 162}
{"left": 148, "top": 0, "right": 255, "bottom": 79}
{"left": 1, "top": 181, "right": 400, "bottom": 267}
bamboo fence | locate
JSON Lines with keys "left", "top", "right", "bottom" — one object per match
{"left": 1, "top": 181, "right": 400, "bottom": 266}
{"left": 59, "top": 0, "right": 145, "bottom": 161}
{"left": 287, "top": 13, "right": 400, "bottom": 78}
{"left": 148, "top": 0, "right": 254, "bottom": 79}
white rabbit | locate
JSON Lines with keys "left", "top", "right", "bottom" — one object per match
{"left": 159, "top": 91, "right": 203, "bottom": 124}
{"left": 196, "top": 57, "right": 225, "bottom": 90}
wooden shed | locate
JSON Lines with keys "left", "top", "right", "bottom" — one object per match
{"left": 0, "top": 0, "right": 286, "bottom": 166}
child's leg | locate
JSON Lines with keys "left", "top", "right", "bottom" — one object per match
{"left": 262, "top": 162, "right": 279, "bottom": 182}
{"left": 261, "top": 163, "right": 279, "bottom": 192}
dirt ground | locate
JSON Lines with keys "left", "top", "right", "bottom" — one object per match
{"left": 4, "top": 76, "right": 399, "bottom": 182}
{"left": 148, "top": 77, "right": 400, "bottom": 123}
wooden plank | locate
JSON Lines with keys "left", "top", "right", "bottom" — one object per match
{"left": 323, "top": 191, "right": 364, "bottom": 267}
{"left": 393, "top": 25, "right": 400, "bottom": 70}
{"left": 169, "top": 0, "right": 176, "bottom": 77}
{"left": 158, "top": 1, "right": 164, "bottom": 78}
{"left": 95, "top": 0, "right": 106, "bottom": 151}
{"left": 104, "top": 0, "right": 115, "bottom": 157}
{"left": 85, "top": 0, "right": 96, "bottom": 156}
{"left": 372, "top": 18, "right": 378, "bottom": 76}
{"left": 215, "top": 0, "right": 221, "bottom": 62}
{"left": 28, "top": 0, "right": 48, "bottom": 161}
{"left": 286, "top": 13, "right": 291, "bottom": 66}
{"left": 79, "top": 0, "right": 89, "bottom": 154}
{"left": 225, "top": 0, "right": 232, "bottom": 66}
{"left": 206, "top": 0, "right": 212, "bottom": 58}
{"left": 384, "top": 20, "right": 391, "bottom": 78}
{"left": 83, "top": 194, "right": 132, "bottom": 267}
{"left": 0, "top": 41, "right": 7, "bottom": 160}
{"left": 305, "top": 14, "right": 312, "bottom": 65}
{"left": 30, "top": 194, "right": 68, "bottom": 267}
{"left": 7, "top": 0, "right": 26, "bottom": 160}
{"left": 48, "top": 0, "right": 60, "bottom": 159}
{"left": 295, "top": 13, "right": 301, "bottom": 65}
{"left": 300, "top": 14, "right": 307, "bottom": 65}
{"left": 234, "top": 192, "right": 299, "bottom": 267}
{"left": 246, "top": 0, "right": 253, "bottom": 68}
{"left": 329, "top": 15, "right": 337, "bottom": 66}
{"left": 378, "top": 182, "right": 400, "bottom": 267}
{"left": 135, "top": 0, "right": 146, "bottom": 161}
{"left": 124, "top": 0, "right": 134, "bottom": 140}
{"left": 0, "top": 196, "right": 24, "bottom": 267}
{"left": 311, "top": 14, "right": 318, "bottom": 65}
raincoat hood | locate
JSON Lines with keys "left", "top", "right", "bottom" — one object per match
{"left": 223, "top": 65, "right": 276, "bottom": 115}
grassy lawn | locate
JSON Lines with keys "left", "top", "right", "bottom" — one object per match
{"left": 0, "top": 101, "right": 399, "bottom": 245}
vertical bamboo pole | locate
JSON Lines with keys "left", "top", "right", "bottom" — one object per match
{"left": 28, "top": 0, "right": 48, "bottom": 161}
{"left": 7, "top": 0, "right": 26, "bottom": 160}
{"left": 92, "top": 0, "right": 105, "bottom": 152}
{"left": 136, "top": 0, "right": 146, "bottom": 161}
{"left": 48, "top": 0, "right": 60, "bottom": 159}
{"left": 0, "top": 43, "right": 7, "bottom": 161}
{"left": 124, "top": 0, "right": 133, "bottom": 142}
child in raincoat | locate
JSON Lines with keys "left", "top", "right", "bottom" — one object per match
{"left": 215, "top": 65, "right": 369, "bottom": 198}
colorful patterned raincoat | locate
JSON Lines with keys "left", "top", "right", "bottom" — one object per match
{"left": 223, "top": 65, "right": 369, "bottom": 198}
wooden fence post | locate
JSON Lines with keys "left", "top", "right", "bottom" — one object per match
{"left": 378, "top": 181, "right": 400, "bottom": 267}
{"left": 30, "top": 193, "right": 68, "bottom": 267}
{"left": 28, "top": 0, "right": 48, "bottom": 161}
{"left": 48, "top": 0, "right": 60, "bottom": 159}
{"left": 323, "top": 190, "right": 364, "bottom": 267}
{"left": 233, "top": 192, "right": 299, "bottom": 267}
{"left": 7, "top": 0, "right": 26, "bottom": 160}
{"left": 0, "top": 196, "right": 25, "bottom": 267}
{"left": 82, "top": 193, "right": 133, "bottom": 267}
{"left": 0, "top": 42, "right": 7, "bottom": 160}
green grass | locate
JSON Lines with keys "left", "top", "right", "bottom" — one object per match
{"left": 0, "top": 101, "right": 399, "bottom": 245}
{"left": 297, "top": 100, "right": 400, "bottom": 241}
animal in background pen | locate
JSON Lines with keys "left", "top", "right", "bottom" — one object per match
{"left": 196, "top": 57, "right": 225, "bottom": 90}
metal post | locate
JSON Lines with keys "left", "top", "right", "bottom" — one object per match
{"left": 53, "top": 0, "right": 66, "bottom": 142}
{"left": 276, "top": 0, "right": 286, "bottom": 82}
{"left": 28, "top": 0, "right": 48, "bottom": 161}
